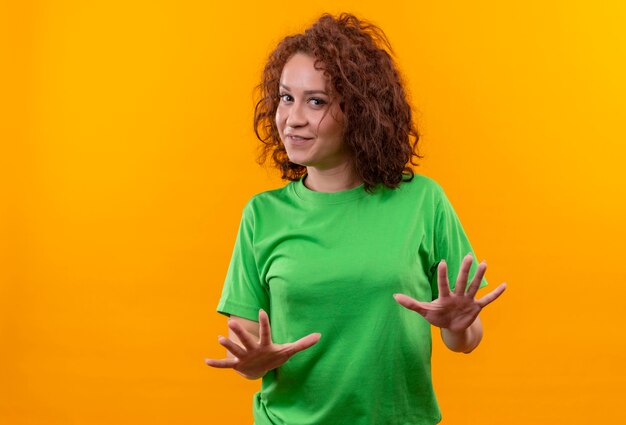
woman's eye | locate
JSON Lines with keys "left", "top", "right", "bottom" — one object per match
{"left": 279, "top": 94, "right": 292, "bottom": 102}
{"left": 278, "top": 94, "right": 326, "bottom": 106}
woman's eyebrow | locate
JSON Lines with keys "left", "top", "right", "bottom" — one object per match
{"left": 279, "top": 83, "right": 328, "bottom": 95}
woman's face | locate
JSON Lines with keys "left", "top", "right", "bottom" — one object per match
{"left": 276, "top": 53, "right": 349, "bottom": 171}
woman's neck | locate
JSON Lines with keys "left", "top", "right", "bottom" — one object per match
{"left": 303, "top": 165, "right": 362, "bottom": 193}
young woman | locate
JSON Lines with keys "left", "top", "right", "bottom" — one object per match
{"left": 206, "top": 13, "right": 506, "bottom": 425}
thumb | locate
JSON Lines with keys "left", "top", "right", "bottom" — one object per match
{"left": 285, "top": 333, "right": 322, "bottom": 356}
{"left": 393, "top": 293, "right": 428, "bottom": 316}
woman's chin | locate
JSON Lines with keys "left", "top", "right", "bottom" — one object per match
{"left": 285, "top": 154, "right": 311, "bottom": 167}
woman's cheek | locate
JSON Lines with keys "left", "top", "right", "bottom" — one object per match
{"left": 275, "top": 110, "right": 284, "bottom": 134}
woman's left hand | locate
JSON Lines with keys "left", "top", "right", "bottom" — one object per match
{"left": 393, "top": 254, "right": 506, "bottom": 332}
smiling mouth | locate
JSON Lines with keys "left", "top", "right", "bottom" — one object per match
{"left": 286, "top": 135, "right": 313, "bottom": 143}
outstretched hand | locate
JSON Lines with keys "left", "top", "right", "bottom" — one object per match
{"left": 394, "top": 254, "right": 506, "bottom": 332}
{"left": 205, "top": 309, "right": 321, "bottom": 380}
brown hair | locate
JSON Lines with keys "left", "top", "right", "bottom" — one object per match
{"left": 254, "top": 13, "right": 422, "bottom": 192}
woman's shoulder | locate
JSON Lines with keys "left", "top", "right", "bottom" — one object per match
{"left": 405, "top": 172, "right": 439, "bottom": 186}
{"left": 243, "top": 181, "right": 297, "bottom": 212}
{"left": 396, "top": 173, "right": 444, "bottom": 196}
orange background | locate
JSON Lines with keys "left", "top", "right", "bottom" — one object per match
{"left": 2, "top": 1, "right": 625, "bottom": 424}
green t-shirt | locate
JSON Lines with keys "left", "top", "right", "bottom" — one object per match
{"left": 217, "top": 174, "right": 487, "bottom": 425}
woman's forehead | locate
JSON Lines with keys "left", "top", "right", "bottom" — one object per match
{"left": 280, "top": 53, "right": 331, "bottom": 92}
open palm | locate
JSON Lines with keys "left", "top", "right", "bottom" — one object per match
{"left": 394, "top": 254, "right": 506, "bottom": 332}
{"left": 205, "top": 309, "right": 321, "bottom": 379}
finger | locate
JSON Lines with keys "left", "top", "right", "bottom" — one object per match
{"left": 465, "top": 260, "right": 487, "bottom": 299}
{"left": 217, "top": 335, "right": 247, "bottom": 358}
{"left": 437, "top": 260, "right": 451, "bottom": 298}
{"left": 393, "top": 293, "right": 429, "bottom": 316}
{"left": 283, "top": 333, "right": 321, "bottom": 357}
{"left": 258, "top": 309, "right": 272, "bottom": 346}
{"left": 454, "top": 254, "right": 473, "bottom": 295}
{"left": 228, "top": 319, "right": 259, "bottom": 349}
{"left": 205, "top": 357, "right": 238, "bottom": 368}
{"left": 476, "top": 283, "right": 507, "bottom": 308}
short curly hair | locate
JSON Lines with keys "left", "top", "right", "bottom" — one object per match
{"left": 254, "top": 13, "right": 422, "bottom": 192}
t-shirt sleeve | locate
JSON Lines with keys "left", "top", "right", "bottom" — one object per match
{"left": 429, "top": 185, "right": 488, "bottom": 300}
{"left": 216, "top": 201, "right": 270, "bottom": 321}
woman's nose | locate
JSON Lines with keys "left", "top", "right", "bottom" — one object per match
{"left": 286, "top": 103, "right": 307, "bottom": 127}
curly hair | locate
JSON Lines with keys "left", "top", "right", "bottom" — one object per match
{"left": 254, "top": 13, "right": 422, "bottom": 192}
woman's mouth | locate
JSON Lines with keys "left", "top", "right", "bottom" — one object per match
{"left": 286, "top": 135, "right": 313, "bottom": 144}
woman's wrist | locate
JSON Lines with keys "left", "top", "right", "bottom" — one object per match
{"left": 441, "top": 316, "right": 483, "bottom": 353}
{"left": 237, "top": 369, "right": 266, "bottom": 380}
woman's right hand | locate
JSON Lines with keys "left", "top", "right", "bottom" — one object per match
{"left": 205, "top": 309, "right": 321, "bottom": 380}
